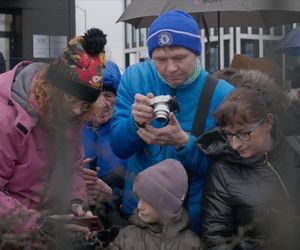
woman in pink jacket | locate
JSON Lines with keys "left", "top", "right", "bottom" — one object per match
{"left": 0, "top": 29, "right": 106, "bottom": 242}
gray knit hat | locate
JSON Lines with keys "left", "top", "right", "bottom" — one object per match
{"left": 133, "top": 159, "right": 188, "bottom": 221}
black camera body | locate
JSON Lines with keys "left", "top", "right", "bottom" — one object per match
{"left": 148, "top": 95, "right": 180, "bottom": 123}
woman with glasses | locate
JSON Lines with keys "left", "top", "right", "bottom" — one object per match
{"left": 197, "top": 70, "right": 300, "bottom": 250}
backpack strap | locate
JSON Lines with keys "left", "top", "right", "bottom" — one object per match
{"left": 191, "top": 74, "right": 219, "bottom": 138}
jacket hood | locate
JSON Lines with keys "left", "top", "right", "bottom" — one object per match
{"left": 129, "top": 209, "right": 190, "bottom": 238}
{"left": 196, "top": 128, "right": 266, "bottom": 168}
{"left": 102, "top": 60, "right": 121, "bottom": 93}
{"left": 11, "top": 62, "right": 46, "bottom": 118}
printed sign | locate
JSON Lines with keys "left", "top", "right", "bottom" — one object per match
{"left": 33, "top": 35, "right": 49, "bottom": 58}
{"left": 50, "top": 35, "right": 67, "bottom": 58}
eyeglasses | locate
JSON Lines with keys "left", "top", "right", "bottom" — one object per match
{"left": 64, "top": 94, "right": 91, "bottom": 112}
{"left": 221, "top": 118, "right": 264, "bottom": 142}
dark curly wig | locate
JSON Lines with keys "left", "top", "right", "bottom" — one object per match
{"left": 83, "top": 28, "right": 107, "bottom": 56}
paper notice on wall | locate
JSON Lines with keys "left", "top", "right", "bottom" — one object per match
{"left": 50, "top": 36, "right": 67, "bottom": 58}
{"left": 33, "top": 35, "right": 49, "bottom": 58}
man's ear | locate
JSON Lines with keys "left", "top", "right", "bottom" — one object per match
{"left": 265, "top": 113, "right": 274, "bottom": 131}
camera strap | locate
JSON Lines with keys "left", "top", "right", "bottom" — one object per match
{"left": 183, "top": 74, "right": 219, "bottom": 217}
{"left": 191, "top": 74, "right": 219, "bottom": 138}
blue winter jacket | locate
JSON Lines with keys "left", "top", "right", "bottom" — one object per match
{"left": 82, "top": 120, "right": 127, "bottom": 177}
{"left": 110, "top": 60, "right": 234, "bottom": 233}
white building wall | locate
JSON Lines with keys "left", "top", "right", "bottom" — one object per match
{"left": 75, "top": 0, "right": 125, "bottom": 72}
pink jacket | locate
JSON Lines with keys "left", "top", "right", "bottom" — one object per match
{"left": 0, "top": 61, "right": 87, "bottom": 233}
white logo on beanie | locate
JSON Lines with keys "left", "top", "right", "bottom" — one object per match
{"left": 158, "top": 32, "right": 173, "bottom": 47}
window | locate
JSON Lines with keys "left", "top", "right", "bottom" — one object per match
{"left": 263, "top": 27, "right": 270, "bottom": 35}
{"left": 125, "top": 53, "right": 130, "bottom": 68}
{"left": 205, "top": 42, "right": 219, "bottom": 73}
{"left": 241, "top": 27, "right": 248, "bottom": 33}
{"left": 125, "top": 24, "right": 131, "bottom": 49}
{"left": 273, "top": 25, "right": 283, "bottom": 36}
{"left": 132, "top": 26, "right": 137, "bottom": 47}
{"left": 0, "top": 13, "right": 17, "bottom": 70}
{"left": 214, "top": 28, "right": 219, "bottom": 36}
{"left": 263, "top": 40, "right": 272, "bottom": 57}
{"left": 224, "top": 40, "right": 230, "bottom": 67}
{"left": 252, "top": 27, "right": 259, "bottom": 35}
{"left": 241, "top": 39, "right": 259, "bottom": 58}
{"left": 223, "top": 27, "right": 230, "bottom": 34}
{"left": 285, "top": 24, "right": 293, "bottom": 34}
{"left": 139, "top": 28, "right": 146, "bottom": 47}
{"left": 0, "top": 14, "right": 13, "bottom": 32}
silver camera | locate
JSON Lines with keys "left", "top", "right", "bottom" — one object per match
{"left": 148, "top": 95, "right": 180, "bottom": 123}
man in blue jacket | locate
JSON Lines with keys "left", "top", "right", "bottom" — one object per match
{"left": 82, "top": 60, "right": 126, "bottom": 208}
{"left": 110, "top": 10, "right": 234, "bottom": 233}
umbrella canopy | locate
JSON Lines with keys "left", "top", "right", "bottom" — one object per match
{"left": 117, "top": 0, "right": 300, "bottom": 29}
{"left": 271, "top": 26, "right": 300, "bottom": 56}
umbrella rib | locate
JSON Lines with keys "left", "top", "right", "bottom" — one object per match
{"left": 258, "top": 10, "right": 268, "bottom": 29}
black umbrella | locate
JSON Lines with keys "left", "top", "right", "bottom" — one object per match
{"left": 117, "top": 0, "right": 300, "bottom": 69}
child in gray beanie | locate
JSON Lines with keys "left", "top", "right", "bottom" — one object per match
{"left": 106, "top": 159, "right": 202, "bottom": 250}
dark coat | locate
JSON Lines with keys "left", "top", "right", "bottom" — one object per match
{"left": 283, "top": 101, "right": 300, "bottom": 136}
{"left": 106, "top": 209, "right": 202, "bottom": 250}
{"left": 197, "top": 129, "right": 300, "bottom": 250}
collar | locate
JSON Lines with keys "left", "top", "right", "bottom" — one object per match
{"left": 158, "top": 57, "right": 201, "bottom": 89}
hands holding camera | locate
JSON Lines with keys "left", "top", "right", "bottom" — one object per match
{"left": 132, "top": 93, "right": 189, "bottom": 150}
{"left": 132, "top": 93, "right": 155, "bottom": 126}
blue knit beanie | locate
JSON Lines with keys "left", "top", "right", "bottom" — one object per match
{"left": 102, "top": 60, "right": 121, "bottom": 94}
{"left": 147, "top": 10, "right": 201, "bottom": 58}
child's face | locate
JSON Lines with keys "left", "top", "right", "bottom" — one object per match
{"left": 137, "top": 196, "right": 161, "bottom": 224}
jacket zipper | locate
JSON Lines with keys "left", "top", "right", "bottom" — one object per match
{"left": 161, "top": 225, "right": 166, "bottom": 250}
{"left": 264, "top": 153, "right": 289, "bottom": 197}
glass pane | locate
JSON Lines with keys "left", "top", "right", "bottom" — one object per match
{"left": 125, "top": 24, "right": 131, "bottom": 49}
{"left": 241, "top": 39, "right": 259, "bottom": 58}
{"left": 205, "top": 42, "right": 219, "bottom": 73}
{"left": 139, "top": 28, "right": 146, "bottom": 47}
{"left": 0, "top": 14, "right": 13, "bottom": 32}
{"left": 0, "top": 37, "right": 10, "bottom": 71}
{"left": 273, "top": 25, "right": 283, "bottom": 36}
{"left": 285, "top": 24, "right": 293, "bottom": 34}
{"left": 223, "top": 27, "right": 230, "bottom": 34}
{"left": 252, "top": 27, "right": 259, "bottom": 35}
{"left": 214, "top": 28, "right": 219, "bottom": 36}
{"left": 241, "top": 27, "right": 248, "bottom": 33}
{"left": 132, "top": 27, "right": 136, "bottom": 48}
{"left": 263, "top": 27, "right": 270, "bottom": 35}
{"left": 224, "top": 40, "right": 230, "bottom": 67}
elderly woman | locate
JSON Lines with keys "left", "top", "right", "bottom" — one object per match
{"left": 197, "top": 70, "right": 300, "bottom": 250}
{"left": 0, "top": 27, "right": 106, "bottom": 248}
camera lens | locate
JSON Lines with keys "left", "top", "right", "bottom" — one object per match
{"left": 154, "top": 104, "right": 170, "bottom": 122}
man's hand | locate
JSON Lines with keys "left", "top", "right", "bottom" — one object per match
{"left": 131, "top": 93, "right": 155, "bottom": 126}
{"left": 136, "top": 112, "right": 189, "bottom": 149}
